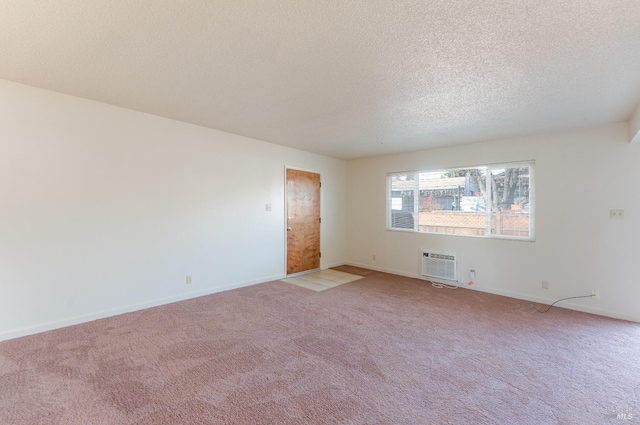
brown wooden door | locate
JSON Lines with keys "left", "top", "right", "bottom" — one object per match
{"left": 286, "top": 169, "right": 321, "bottom": 275}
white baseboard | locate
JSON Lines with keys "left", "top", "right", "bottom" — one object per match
{"left": 345, "top": 261, "right": 421, "bottom": 279}
{"left": 3, "top": 263, "right": 636, "bottom": 342}
{"left": 0, "top": 273, "right": 285, "bottom": 342}
{"left": 466, "top": 285, "right": 639, "bottom": 323}
{"left": 345, "top": 262, "right": 639, "bottom": 323}
{"left": 322, "top": 261, "right": 347, "bottom": 270}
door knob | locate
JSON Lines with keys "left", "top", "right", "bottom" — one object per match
{"left": 287, "top": 227, "right": 292, "bottom": 231}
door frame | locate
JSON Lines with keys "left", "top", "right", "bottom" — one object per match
{"left": 284, "top": 165, "right": 322, "bottom": 277}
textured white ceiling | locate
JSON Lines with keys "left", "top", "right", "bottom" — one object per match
{"left": 1, "top": 1, "right": 640, "bottom": 159}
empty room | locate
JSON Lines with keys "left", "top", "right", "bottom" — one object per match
{"left": 1, "top": 1, "right": 639, "bottom": 424}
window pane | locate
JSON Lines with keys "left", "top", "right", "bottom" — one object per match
{"left": 389, "top": 173, "right": 416, "bottom": 229}
{"left": 417, "top": 168, "right": 488, "bottom": 236}
{"left": 489, "top": 166, "right": 531, "bottom": 238}
{"left": 386, "top": 161, "right": 534, "bottom": 240}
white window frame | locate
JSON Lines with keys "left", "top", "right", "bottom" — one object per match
{"left": 387, "top": 161, "right": 535, "bottom": 241}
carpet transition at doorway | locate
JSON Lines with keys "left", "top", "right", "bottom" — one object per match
{"left": 280, "top": 269, "right": 363, "bottom": 291}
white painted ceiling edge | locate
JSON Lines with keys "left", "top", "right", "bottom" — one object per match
{"left": 1, "top": 0, "right": 640, "bottom": 160}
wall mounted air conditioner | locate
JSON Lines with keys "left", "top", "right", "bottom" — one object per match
{"left": 421, "top": 251, "right": 457, "bottom": 282}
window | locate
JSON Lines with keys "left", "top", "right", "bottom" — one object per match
{"left": 387, "top": 162, "right": 534, "bottom": 240}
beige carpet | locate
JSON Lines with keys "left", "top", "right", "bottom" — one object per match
{"left": 1, "top": 265, "right": 639, "bottom": 424}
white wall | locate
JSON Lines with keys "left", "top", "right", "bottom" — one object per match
{"left": 346, "top": 123, "right": 640, "bottom": 322}
{"left": 630, "top": 101, "right": 640, "bottom": 144}
{"left": 0, "top": 80, "right": 347, "bottom": 340}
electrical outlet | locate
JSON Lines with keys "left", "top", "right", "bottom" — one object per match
{"left": 372, "top": 254, "right": 376, "bottom": 261}
{"left": 542, "top": 280, "right": 549, "bottom": 289}
{"left": 591, "top": 290, "right": 599, "bottom": 300}
{"left": 186, "top": 275, "right": 192, "bottom": 285}
{"left": 610, "top": 209, "right": 624, "bottom": 219}
{"left": 469, "top": 269, "right": 476, "bottom": 279}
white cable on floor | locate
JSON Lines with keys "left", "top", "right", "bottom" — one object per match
{"left": 428, "top": 279, "right": 459, "bottom": 290}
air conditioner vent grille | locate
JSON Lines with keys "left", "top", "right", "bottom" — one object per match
{"left": 422, "top": 251, "right": 457, "bottom": 282}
